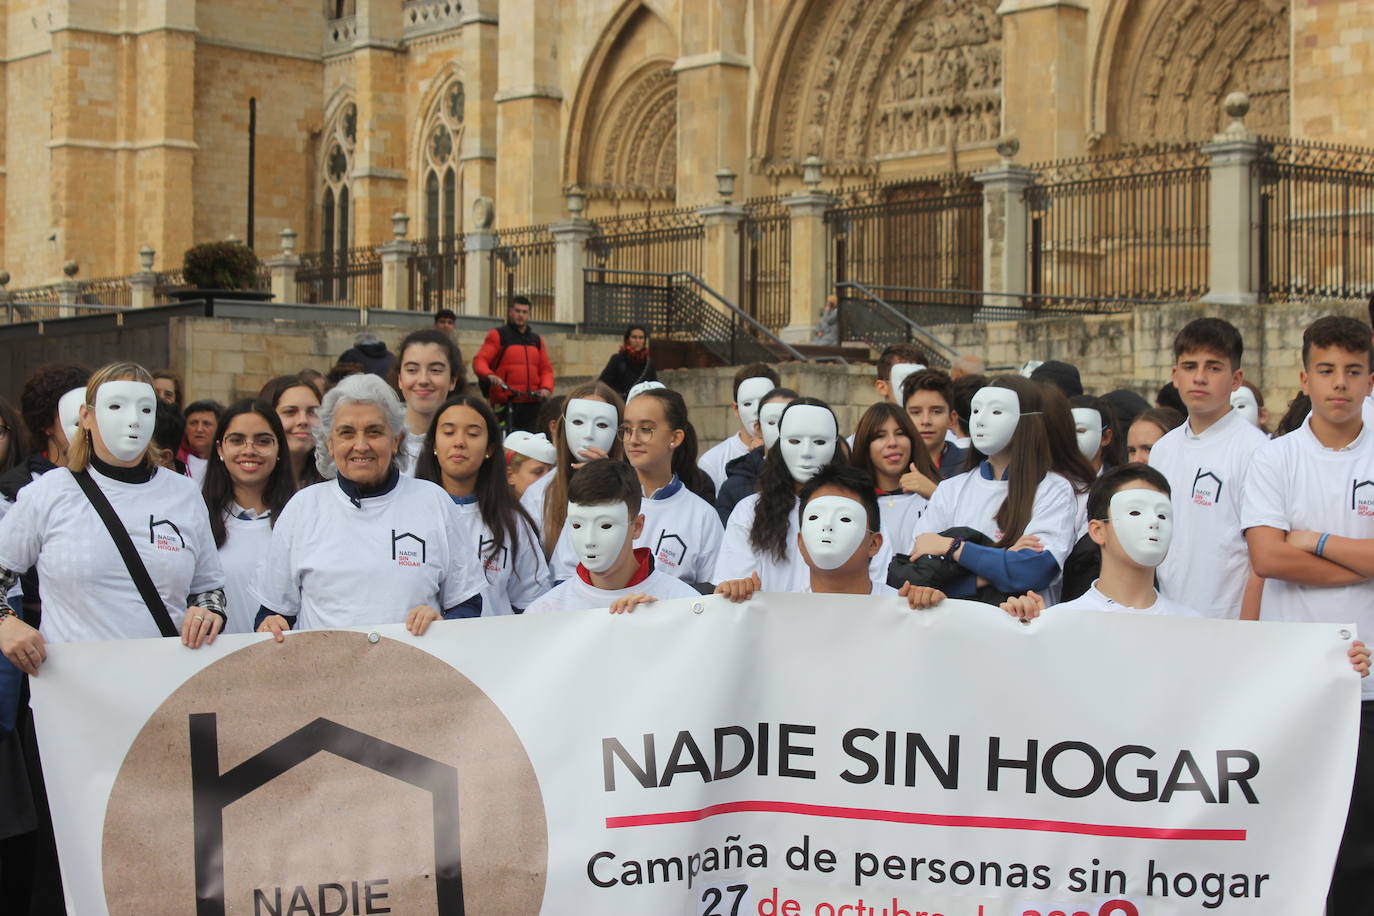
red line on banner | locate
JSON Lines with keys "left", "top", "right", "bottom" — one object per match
{"left": 605, "top": 801, "right": 1246, "bottom": 841}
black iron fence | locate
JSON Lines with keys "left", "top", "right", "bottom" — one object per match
{"left": 78, "top": 276, "right": 132, "bottom": 307}
{"left": 1255, "top": 138, "right": 1374, "bottom": 302}
{"left": 586, "top": 207, "right": 704, "bottom": 278}
{"left": 409, "top": 235, "right": 465, "bottom": 312}
{"left": 1025, "top": 144, "right": 1210, "bottom": 302}
{"left": 738, "top": 196, "right": 792, "bottom": 331}
{"left": 295, "top": 246, "right": 382, "bottom": 307}
{"left": 826, "top": 175, "right": 983, "bottom": 294}
{"left": 492, "top": 225, "right": 555, "bottom": 321}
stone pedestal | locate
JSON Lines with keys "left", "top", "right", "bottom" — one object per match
{"left": 267, "top": 254, "right": 301, "bottom": 304}
{"left": 130, "top": 271, "right": 157, "bottom": 309}
{"left": 1201, "top": 135, "right": 1263, "bottom": 306}
{"left": 973, "top": 164, "right": 1036, "bottom": 304}
{"left": 378, "top": 239, "right": 416, "bottom": 310}
{"left": 781, "top": 191, "right": 833, "bottom": 342}
{"left": 464, "top": 229, "right": 497, "bottom": 316}
{"left": 550, "top": 219, "right": 594, "bottom": 325}
{"left": 696, "top": 204, "right": 746, "bottom": 305}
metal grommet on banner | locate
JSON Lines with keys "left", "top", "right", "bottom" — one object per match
{"left": 368, "top": 632, "right": 381, "bottom": 644}
{"left": 1339, "top": 629, "right": 1352, "bottom": 640}
{"left": 692, "top": 602, "right": 704, "bottom": 615}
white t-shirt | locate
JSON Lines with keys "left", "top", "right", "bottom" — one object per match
{"left": 397, "top": 429, "right": 426, "bottom": 477}
{"left": 519, "top": 470, "right": 556, "bottom": 539}
{"left": 1052, "top": 581, "right": 1201, "bottom": 617}
{"left": 1149, "top": 408, "right": 1269, "bottom": 619}
{"left": 254, "top": 475, "right": 483, "bottom": 631}
{"left": 802, "top": 582, "right": 899, "bottom": 596}
{"left": 1241, "top": 415, "right": 1374, "bottom": 698}
{"left": 217, "top": 508, "right": 274, "bottom": 634}
{"left": 904, "top": 465, "right": 1078, "bottom": 604}
{"left": 0, "top": 466, "right": 224, "bottom": 644}
{"left": 525, "top": 566, "right": 700, "bottom": 614}
{"left": 451, "top": 496, "right": 549, "bottom": 615}
{"left": 547, "top": 478, "right": 725, "bottom": 583}
{"left": 714, "top": 493, "right": 894, "bottom": 592}
{"left": 185, "top": 453, "right": 209, "bottom": 486}
{"left": 698, "top": 434, "right": 750, "bottom": 493}
{"left": 877, "top": 491, "right": 926, "bottom": 554}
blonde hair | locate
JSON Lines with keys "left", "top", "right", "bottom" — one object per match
{"left": 67, "top": 362, "right": 162, "bottom": 472}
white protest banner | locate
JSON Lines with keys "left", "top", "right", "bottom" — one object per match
{"left": 30, "top": 595, "right": 1359, "bottom": 916}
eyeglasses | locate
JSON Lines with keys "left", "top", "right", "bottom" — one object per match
{"left": 617, "top": 424, "right": 658, "bottom": 442}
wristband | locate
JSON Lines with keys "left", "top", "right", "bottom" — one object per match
{"left": 1316, "top": 533, "right": 1331, "bottom": 557}
{"left": 945, "top": 537, "right": 965, "bottom": 559}
{"left": 0, "top": 606, "right": 16, "bottom": 623}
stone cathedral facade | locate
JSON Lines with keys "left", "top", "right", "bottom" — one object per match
{"left": 0, "top": 0, "right": 1364, "bottom": 289}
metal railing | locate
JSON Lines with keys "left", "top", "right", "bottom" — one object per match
{"left": 2, "top": 300, "right": 131, "bottom": 324}
{"left": 1255, "top": 137, "right": 1374, "bottom": 302}
{"left": 1026, "top": 143, "right": 1210, "bottom": 301}
{"left": 295, "top": 246, "right": 382, "bottom": 307}
{"left": 833, "top": 282, "right": 958, "bottom": 369}
{"left": 492, "top": 224, "right": 555, "bottom": 321}
{"left": 844, "top": 283, "right": 1145, "bottom": 324}
{"left": 409, "top": 234, "right": 465, "bottom": 312}
{"left": 78, "top": 276, "right": 132, "bottom": 308}
{"left": 827, "top": 175, "right": 983, "bottom": 294}
{"left": 738, "top": 196, "right": 792, "bottom": 331}
{"left": 583, "top": 267, "right": 815, "bottom": 367}
{"left": 586, "top": 207, "right": 704, "bottom": 278}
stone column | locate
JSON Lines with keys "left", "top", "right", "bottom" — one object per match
{"left": 674, "top": 1, "right": 751, "bottom": 204}
{"left": 494, "top": 0, "right": 563, "bottom": 226}
{"left": 465, "top": 228, "right": 496, "bottom": 317}
{"left": 998, "top": 0, "right": 1090, "bottom": 163}
{"left": 379, "top": 240, "right": 416, "bottom": 311}
{"left": 129, "top": 246, "right": 157, "bottom": 309}
{"left": 973, "top": 154, "right": 1036, "bottom": 304}
{"left": 781, "top": 191, "right": 833, "bottom": 343}
{"left": 696, "top": 204, "right": 746, "bottom": 304}
{"left": 1202, "top": 96, "right": 1262, "bottom": 306}
{"left": 550, "top": 218, "right": 594, "bottom": 325}
{"left": 267, "top": 228, "right": 301, "bottom": 304}
{"left": 351, "top": 0, "right": 407, "bottom": 245}
{"left": 460, "top": 2, "right": 499, "bottom": 227}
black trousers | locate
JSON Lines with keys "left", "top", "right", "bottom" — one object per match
{"left": 504, "top": 398, "right": 542, "bottom": 434}
{"left": 1328, "top": 699, "right": 1374, "bottom": 914}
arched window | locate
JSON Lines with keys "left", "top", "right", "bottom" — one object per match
{"left": 420, "top": 80, "right": 464, "bottom": 245}
{"left": 319, "top": 101, "right": 356, "bottom": 257}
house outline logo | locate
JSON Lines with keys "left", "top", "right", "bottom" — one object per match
{"left": 189, "top": 713, "right": 464, "bottom": 916}
{"left": 149, "top": 516, "right": 185, "bottom": 550}
{"left": 391, "top": 530, "right": 427, "bottom": 566}
{"left": 478, "top": 535, "right": 507, "bottom": 574}
{"left": 653, "top": 531, "right": 688, "bottom": 570}
{"left": 1191, "top": 469, "right": 1223, "bottom": 506}
{"left": 1352, "top": 479, "right": 1374, "bottom": 515}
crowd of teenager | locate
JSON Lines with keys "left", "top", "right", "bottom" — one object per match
{"left": 0, "top": 307, "right": 1370, "bottom": 912}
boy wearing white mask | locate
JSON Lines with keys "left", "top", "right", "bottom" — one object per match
{"left": 714, "top": 387, "right": 797, "bottom": 525}
{"left": 525, "top": 460, "right": 698, "bottom": 614}
{"left": 697, "top": 363, "right": 780, "bottom": 492}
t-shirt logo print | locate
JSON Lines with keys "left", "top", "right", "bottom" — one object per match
{"left": 1352, "top": 479, "right": 1374, "bottom": 516}
{"left": 392, "top": 530, "right": 427, "bottom": 568}
{"left": 653, "top": 532, "right": 687, "bottom": 570}
{"left": 479, "top": 536, "right": 508, "bottom": 575}
{"left": 1191, "top": 469, "right": 1223, "bottom": 507}
{"left": 149, "top": 517, "right": 185, "bottom": 552}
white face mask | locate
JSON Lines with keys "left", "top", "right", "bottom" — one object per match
{"left": 93, "top": 380, "right": 157, "bottom": 462}
{"left": 567, "top": 501, "right": 632, "bottom": 574}
{"left": 1230, "top": 387, "right": 1260, "bottom": 426}
{"left": 800, "top": 494, "right": 869, "bottom": 570}
{"left": 887, "top": 363, "right": 925, "bottom": 403}
{"left": 759, "top": 401, "right": 789, "bottom": 452}
{"left": 778, "top": 404, "right": 837, "bottom": 483}
{"left": 969, "top": 386, "right": 1020, "bottom": 457}
{"left": 564, "top": 398, "right": 618, "bottom": 457}
{"left": 1109, "top": 488, "right": 1173, "bottom": 567}
{"left": 736, "top": 377, "right": 774, "bottom": 436}
{"left": 1072, "top": 407, "right": 1103, "bottom": 461}
{"left": 59, "top": 388, "right": 85, "bottom": 445}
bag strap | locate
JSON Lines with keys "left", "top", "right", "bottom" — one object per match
{"left": 72, "top": 469, "right": 178, "bottom": 637}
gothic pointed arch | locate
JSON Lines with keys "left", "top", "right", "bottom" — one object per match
{"left": 413, "top": 70, "right": 466, "bottom": 242}
{"left": 1093, "top": 0, "right": 1289, "bottom": 148}
{"left": 317, "top": 93, "right": 358, "bottom": 253}
{"left": 566, "top": 2, "right": 679, "bottom": 203}
{"left": 753, "top": 0, "right": 1003, "bottom": 179}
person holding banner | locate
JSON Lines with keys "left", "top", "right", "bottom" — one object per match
{"left": 413, "top": 394, "right": 549, "bottom": 615}
{"left": 525, "top": 459, "right": 698, "bottom": 615}
{"left": 253, "top": 373, "right": 483, "bottom": 638}
{"left": 1239, "top": 315, "right": 1374, "bottom": 914}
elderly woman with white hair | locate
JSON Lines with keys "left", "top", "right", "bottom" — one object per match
{"left": 253, "top": 373, "right": 483, "bottom": 638}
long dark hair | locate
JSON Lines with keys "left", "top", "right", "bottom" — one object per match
{"left": 1038, "top": 381, "right": 1098, "bottom": 493}
{"left": 965, "top": 375, "right": 1088, "bottom": 548}
{"left": 1070, "top": 394, "right": 1127, "bottom": 469}
{"left": 259, "top": 374, "right": 323, "bottom": 487}
{"left": 202, "top": 399, "right": 297, "bottom": 548}
{"left": 415, "top": 395, "right": 537, "bottom": 567}
{"left": 0, "top": 397, "right": 28, "bottom": 474}
{"left": 631, "top": 388, "right": 715, "bottom": 502}
{"left": 849, "top": 401, "right": 935, "bottom": 486}
{"left": 750, "top": 398, "right": 846, "bottom": 562}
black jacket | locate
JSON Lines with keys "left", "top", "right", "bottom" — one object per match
{"left": 714, "top": 448, "right": 764, "bottom": 525}
{"left": 338, "top": 340, "right": 398, "bottom": 379}
{"left": 598, "top": 351, "right": 656, "bottom": 400}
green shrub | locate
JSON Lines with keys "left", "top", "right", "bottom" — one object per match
{"left": 182, "top": 241, "right": 261, "bottom": 291}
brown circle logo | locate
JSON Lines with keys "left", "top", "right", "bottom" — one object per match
{"left": 102, "top": 631, "right": 548, "bottom": 915}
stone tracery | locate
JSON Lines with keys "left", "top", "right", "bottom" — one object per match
{"left": 583, "top": 61, "right": 677, "bottom": 202}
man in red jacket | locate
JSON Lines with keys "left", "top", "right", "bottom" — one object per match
{"left": 473, "top": 296, "right": 554, "bottom": 432}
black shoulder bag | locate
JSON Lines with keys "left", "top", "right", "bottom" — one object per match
{"left": 72, "top": 470, "right": 178, "bottom": 637}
